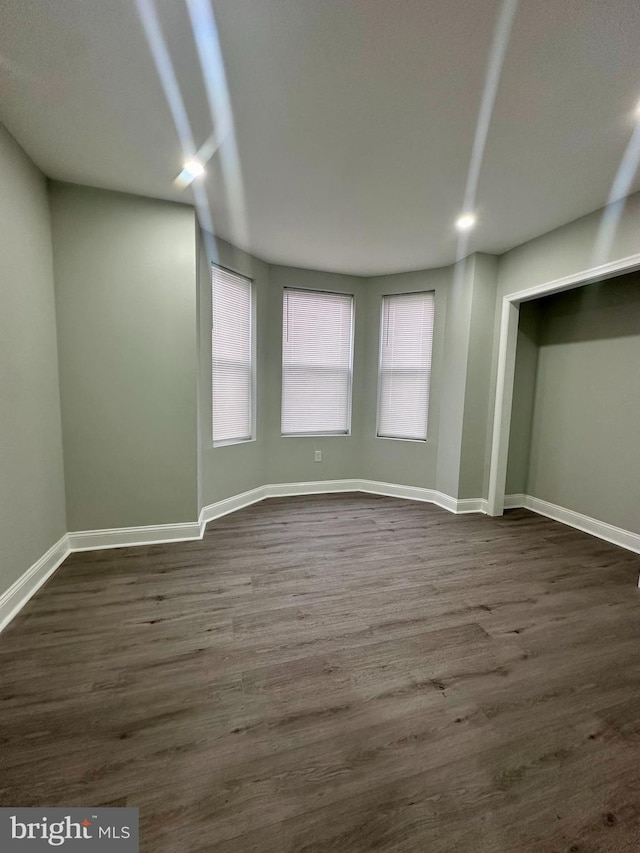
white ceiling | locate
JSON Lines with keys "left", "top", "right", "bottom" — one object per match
{"left": 1, "top": 0, "right": 640, "bottom": 275}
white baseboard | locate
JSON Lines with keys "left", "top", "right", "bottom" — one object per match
{"left": 6, "top": 485, "right": 636, "bottom": 637}
{"left": 197, "top": 479, "right": 488, "bottom": 522}
{"left": 504, "top": 493, "right": 527, "bottom": 509}
{"left": 360, "top": 478, "right": 439, "bottom": 506}
{"left": 198, "top": 485, "right": 266, "bottom": 531}
{"left": 197, "top": 480, "right": 364, "bottom": 531}
{"left": 67, "top": 521, "right": 202, "bottom": 552}
{"left": 0, "top": 521, "right": 203, "bottom": 635}
{"left": 505, "top": 493, "right": 640, "bottom": 555}
{"left": 456, "top": 497, "right": 489, "bottom": 514}
{"left": 266, "top": 479, "right": 359, "bottom": 499}
{"left": 0, "top": 535, "right": 70, "bottom": 633}
{"left": 357, "top": 480, "right": 487, "bottom": 515}
{"left": 64, "top": 481, "right": 488, "bottom": 554}
{"left": 0, "top": 481, "right": 483, "bottom": 636}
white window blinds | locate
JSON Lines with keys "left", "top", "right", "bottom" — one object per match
{"left": 377, "top": 291, "right": 435, "bottom": 441}
{"left": 282, "top": 288, "right": 354, "bottom": 436}
{"left": 211, "top": 264, "right": 253, "bottom": 445}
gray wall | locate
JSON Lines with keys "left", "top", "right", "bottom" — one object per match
{"left": 199, "top": 254, "right": 366, "bottom": 507}
{"left": 50, "top": 184, "right": 198, "bottom": 530}
{"left": 497, "top": 192, "right": 640, "bottom": 301}
{"left": 198, "top": 233, "right": 269, "bottom": 507}
{"left": 198, "top": 194, "right": 640, "bottom": 530}
{"left": 362, "top": 267, "right": 448, "bottom": 489}
{"left": 459, "top": 254, "right": 498, "bottom": 500}
{"left": 491, "top": 190, "right": 640, "bottom": 510}
{"left": 198, "top": 251, "right": 522, "bottom": 504}
{"left": 434, "top": 260, "right": 476, "bottom": 498}
{"left": 505, "top": 301, "right": 541, "bottom": 495}
{"left": 0, "top": 125, "right": 67, "bottom": 594}
{"left": 525, "top": 277, "right": 640, "bottom": 534}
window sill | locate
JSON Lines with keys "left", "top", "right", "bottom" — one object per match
{"left": 212, "top": 437, "right": 255, "bottom": 449}
{"left": 376, "top": 435, "right": 428, "bottom": 443}
{"left": 281, "top": 432, "right": 351, "bottom": 439}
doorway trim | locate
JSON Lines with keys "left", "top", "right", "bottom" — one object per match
{"left": 487, "top": 250, "right": 640, "bottom": 516}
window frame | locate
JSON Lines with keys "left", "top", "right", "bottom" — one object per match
{"left": 281, "top": 286, "right": 355, "bottom": 438}
{"left": 375, "top": 289, "right": 435, "bottom": 443}
{"left": 211, "top": 262, "right": 256, "bottom": 448}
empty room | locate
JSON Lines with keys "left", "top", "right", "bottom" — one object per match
{"left": 2, "top": 1, "right": 640, "bottom": 851}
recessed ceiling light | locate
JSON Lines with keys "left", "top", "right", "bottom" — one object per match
{"left": 455, "top": 213, "right": 477, "bottom": 232}
{"left": 183, "top": 159, "right": 205, "bottom": 180}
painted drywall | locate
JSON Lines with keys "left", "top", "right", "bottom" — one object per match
{"left": 199, "top": 257, "right": 366, "bottom": 506}
{"left": 0, "top": 124, "right": 67, "bottom": 595}
{"left": 525, "top": 276, "right": 640, "bottom": 534}
{"left": 505, "top": 301, "right": 541, "bottom": 495}
{"left": 199, "top": 250, "right": 504, "bottom": 501}
{"left": 198, "top": 233, "right": 269, "bottom": 507}
{"left": 264, "top": 265, "right": 366, "bottom": 484}
{"left": 459, "top": 253, "right": 498, "bottom": 500}
{"left": 50, "top": 183, "right": 198, "bottom": 530}
{"left": 487, "top": 189, "right": 640, "bottom": 506}
{"left": 434, "top": 260, "right": 476, "bottom": 498}
{"left": 199, "top": 187, "right": 640, "bottom": 516}
{"left": 361, "top": 267, "right": 448, "bottom": 490}
{"left": 497, "top": 191, "right": 640, "bottom": 301}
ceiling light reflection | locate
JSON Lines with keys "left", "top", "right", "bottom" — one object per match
{"left": 455, "top": 213, "right": 477, "bottom": 232}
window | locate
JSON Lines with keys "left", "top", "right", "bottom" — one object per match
{"left": 377, "top": 291, "right": 435, "bottom": 441}
{"left": 281, "top": 288, "right": 354, "bottom": 436}
{"left": 211, "top": 264, "right": 253, "bottom": 445}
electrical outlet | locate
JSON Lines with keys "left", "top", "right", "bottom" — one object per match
{"left": 314, "top": 450, "right": 322, "bottom": 462}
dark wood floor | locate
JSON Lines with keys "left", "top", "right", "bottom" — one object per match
{"left": 1, "top": 494, "right": 640, "bottom": 852}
